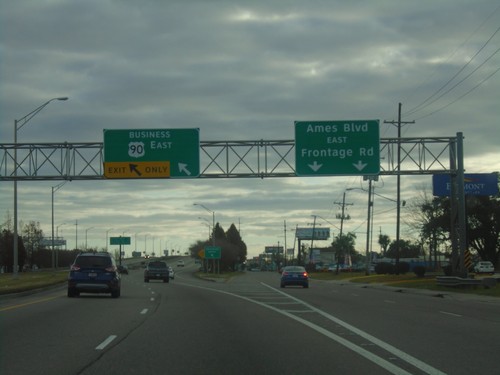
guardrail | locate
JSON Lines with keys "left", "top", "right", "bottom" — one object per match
{"left": 436, "top": 276, "right": 497, "bottom": 288}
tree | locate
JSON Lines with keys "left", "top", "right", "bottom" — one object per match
{"left": 410, "top": 185, "right": 500, "bottom": 268}
{"left": 386, "top": 239, "right": 421, "bottom": 259}
{"left": 378, "top": 234, "right": 390, "bottom": 256}
{"left": 225, "top": 223, "right": 247, "bottom": 268}
{"left": 465, "top": 195, "right": 500, "bottom": 267}
{"left": 0, "top": 229, "right": 27, "bottom": 272}
{"left": 189, "top": 223, "right": 247, "bottom": 272}
{"left": 331, "top": 232, "right": 356, "bottom": 272}
{"left": 21, "top": 221, "right": 44, "bottom": 266}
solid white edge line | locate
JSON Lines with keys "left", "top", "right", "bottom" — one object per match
{"left": 439, "top": 311, "right": 462, "bottom": 317}
{"left": 96, "top": 335, "right": 117, "bottom": 350}
{"left": 263, "top": 283, "right": 447, "bottom": 375}
{"left": 178, "top": 281, "right": 415, "bottom": 375}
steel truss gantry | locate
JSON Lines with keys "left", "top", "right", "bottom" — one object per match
{"left": 0, "top": 133, "right": 468, "bottom": 276}
{"left": 0, "top": 135, "right": 461, "bottom": 181}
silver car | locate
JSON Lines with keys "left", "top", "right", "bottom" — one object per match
{"left": 474, "top": 261, "right": 494, "bottom": 273}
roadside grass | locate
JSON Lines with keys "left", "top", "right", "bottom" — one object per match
{"left": 0, "top": 271, "right": 67, "bottom": 295}
{"left": 310, "top": 271, "right": 500, "bottom": 298}
{"left": 196, "top": 271, "right": 243, "bottom": 281}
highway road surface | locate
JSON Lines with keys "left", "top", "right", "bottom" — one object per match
{"left": 1, "top": 259, "right": 499, "bottom": 374}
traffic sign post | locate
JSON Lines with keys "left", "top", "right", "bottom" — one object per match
{"left": 295, "top": 120, "right": 380, "bottom": 176}
{"left": 103, "top": 128, "right": 200, "bottom": 179}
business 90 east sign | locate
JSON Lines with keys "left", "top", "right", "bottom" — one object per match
{"left": 295, "top": 120, "right": 380, "bottom": 176}
{"left": 103, "top": 128, "right": 200, "bottom": 179}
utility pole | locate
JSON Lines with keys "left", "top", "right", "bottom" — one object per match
{"left": 334, "top": 192, "right": 353, "bottom": 273}
{"left": 283, "top": 220, "right": 288, "bottom": 266}
{"left": 335, "top": 192, "right": 352, "bottom": 237}
{"left": 309, "top": 215, "right": 317, "bottom": 263}
{"left": 384, "top": 103, "right": 415, "bottom": 274}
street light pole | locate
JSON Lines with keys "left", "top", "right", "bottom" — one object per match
{"left": 13, "top": 97, "right": 68, "bottom": 278}
{"left": 106, "top": 228, "right": 114, "bottom": 251}
{"left": 85, "top": 227, "right": 94, "bottom": 249}
{"left": 194, "top": 203, "right": 215, "bottom": 246}
{"left": 51, "top": 181, "right": 66, "bottom": 270}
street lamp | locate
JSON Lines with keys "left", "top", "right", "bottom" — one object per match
{"left": 85, "top": 227, "right": 94, "bottom": 249}
{"left": 194, "top": 203, "right": 215, "bottom": 245}
{"left": 199, "top": 216, "right": 212, "bottom": 239}
{"left": 106, "top": 228, "right": 114, "bottom": 251}
{"left": 56, "top": 223, "right": 66, "bottom": 238}
{"left": 51, "top": 181, "right": 67, "bottom": 270}
{"left": 13, "top": 97, "right": 68, "bottom": 277}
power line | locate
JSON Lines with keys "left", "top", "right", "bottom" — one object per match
{"left": 413, "top": 63, "right": 500, "bottom": 121}
{"left": 404, "top": 25, "right": 500, "bottom": 118}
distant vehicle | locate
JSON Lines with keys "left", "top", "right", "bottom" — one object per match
{"left": 117, "top": 265, "right": 128, "bottom": 274}
{"left": 177, "top": 260, "right": 185, "bottom": 267}
{"left": 144, "top": 261, "right": 170, "bottom": 283}
{"left": 280, "top": 266, "right": 309, "bottom": 288}
{"left": 67, "top": 252, "right": 121, "bottom": 298}
{"left": 474, "top": 261, "right": 494, "bottom": 273}
{"left": 168, "top": 266, "right": 175, "bottom": 280}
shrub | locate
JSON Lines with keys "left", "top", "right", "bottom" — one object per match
{"left": 413, "top": 265, "right": 426, "bottom": 278}
{"left": 396, "top": 262, "right": 410, "bottom": 275}
{"left": 374, "top": 262, "right": 395, "bottom": 274}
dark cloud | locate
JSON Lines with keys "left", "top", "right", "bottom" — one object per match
{"left": 1, "top": 0, "right": 499, "bottom": 256}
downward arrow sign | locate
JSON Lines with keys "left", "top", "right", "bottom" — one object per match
{"left": 353, "top": 160, "right": 367, "bottom": 171}
{"left": 308, "top": 161, "right": 323, "bottom": 172}
{"left": 178, "top": 163, "right": 191, "bottom": 175}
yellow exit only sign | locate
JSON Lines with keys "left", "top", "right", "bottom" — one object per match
{"left": 104, "top": 161, "right": 170, "bottom": 179}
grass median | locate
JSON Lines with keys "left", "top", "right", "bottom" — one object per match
{"left": 0, "top": 271, "right": 67, "bottom": 295}
{"left": 311, "top": 271, "right": 500, "bottom": 298}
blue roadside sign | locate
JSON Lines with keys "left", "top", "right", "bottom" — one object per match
{"left": 432, "top": 173, "right": 499, "bottom": 196}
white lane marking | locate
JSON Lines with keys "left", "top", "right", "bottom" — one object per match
{"left": 384, "top": 300, "right": 396, "bottom": 304}
{"left": 140, "top": 309, "right": 148, "bottom": 314}
{"left": 95, "top": 335, "right": 117, "bottom": 350}
{"left": 263, "top": 284, "right": 446, "bottom": 375}
{"left": 178, "top": 281, "right": 445, "bottom": 375}
{"left": 150, "top": 297, "right": 155, "bottom": 302}
{"left": 440, "top": 311, "right": 462, "bottom": 317}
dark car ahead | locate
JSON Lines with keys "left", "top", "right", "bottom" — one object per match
{"left": 144, "top": 261, "right": 170, "bottom": 283}
{"left": 67, "top": 252, "right": 121, "bottom": 298}
{"left": 280, "top": 266, "right": 309, "bottom": 288}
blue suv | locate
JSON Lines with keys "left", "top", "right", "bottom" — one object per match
{"left": 68, "top": 252, "right": 121, "bottom": 298}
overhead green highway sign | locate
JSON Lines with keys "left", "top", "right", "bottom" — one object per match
{"left": 103, "top": 128, "right": 200, "bottom": 179}
{"left": 295, "top": 120, "right": 380, "bottom": 176}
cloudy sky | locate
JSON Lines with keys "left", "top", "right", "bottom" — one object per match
{"left": 1, "top": 0, "right": 499, "bottom": 259}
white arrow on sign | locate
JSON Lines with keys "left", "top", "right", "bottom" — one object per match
{"left": 308, "top": 161, "right": 323, "bottom": 172}
{"left": 353, "top": 160, "right": 367, "bottom": 171}
{"left": 178, "top": 163, "right": 191, "bottom": 175}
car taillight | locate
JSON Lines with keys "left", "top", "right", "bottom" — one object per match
{"left": 303, "top": 272, "right": 308, "bottom": 277}
{"left": 282, "top": 271, "right": 289, "bottom": 276}
{"left": 105, "top": 266, "right": 117, "bottom": 272}
{"left": 70, "top": 264, "right": 80, "bottom": 271}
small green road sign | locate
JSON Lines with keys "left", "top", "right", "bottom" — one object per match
{"left": 295, "top": 120, "right": 380, "bottom": 176}
{"left": 110, "top": 236, "right": 131, "bottom": 245}
{"left": 204, "top": 246, "right": 221, "bottom": 259}
{"left": 103, "top": 128, "right": 200, "bottom": 178}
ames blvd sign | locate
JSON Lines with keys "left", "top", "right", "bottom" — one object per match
{"left": 295, "top": 120, "right": 380, "bottom": 176}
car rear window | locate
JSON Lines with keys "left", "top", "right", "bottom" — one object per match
{"left": 284, "top": 266, "right": 305, "bottom": 272}
{"left": 149, "top": 262, "right": 167, "bottom": 268}
{"left": 76, "top": 256, "right": 111, "bottom": 268}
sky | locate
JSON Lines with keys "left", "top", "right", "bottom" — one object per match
{"left": 1, "top": 0, "right": 499, "bottom": 260}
